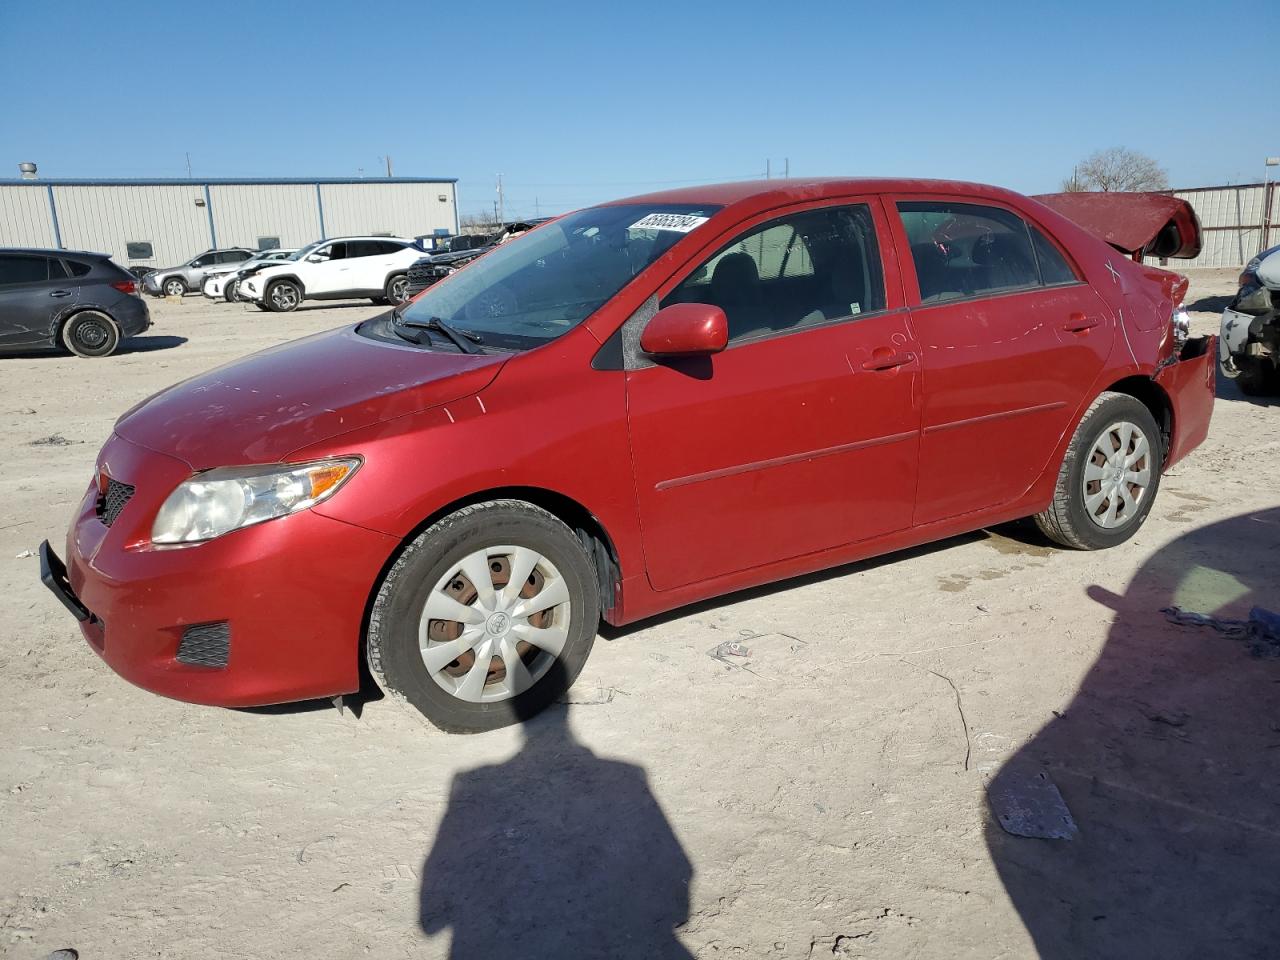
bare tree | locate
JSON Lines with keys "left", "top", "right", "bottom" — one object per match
{"left": 1062, "top": 147, "right": 1169, "bottom": 192}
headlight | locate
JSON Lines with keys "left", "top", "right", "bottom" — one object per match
{"left": 151, "top": 458, "right": 360, "bottom": 544}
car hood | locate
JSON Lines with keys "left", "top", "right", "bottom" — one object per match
{"left": 114, "top": 325, "right": 506, "bottom": 469}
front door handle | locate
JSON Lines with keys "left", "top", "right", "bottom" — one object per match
{"left": 49, "top": 290, "right": 73, "bottom": 298}
{"left": 861, "top": 350, "right": 916, "bottom": 372}
{"left": 1062, "top": 313, "right": 1100, "bottom": 333}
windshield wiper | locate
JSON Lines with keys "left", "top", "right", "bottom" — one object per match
{"left": 398, "top": 312, "right": 484, "bottom": 354}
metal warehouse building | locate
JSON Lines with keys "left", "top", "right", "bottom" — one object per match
{"left": 0, "top": 176, "right": 459, "bottom": 272}
{"left": 1143, "top": 181, "right": 1278, "bottom": 268}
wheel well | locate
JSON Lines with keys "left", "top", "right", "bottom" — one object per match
{"left": 1104, "top": 375, "right": 1173, "bottom": 462}
{"left": 58, "top": 307, "right": 118, "bottom": 338}
{"left": 265, "top": 274, "right": 304, "bottom": 293}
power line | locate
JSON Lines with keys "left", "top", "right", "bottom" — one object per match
{"left": 501, "top": 172, "right": 766, "bottom": 189}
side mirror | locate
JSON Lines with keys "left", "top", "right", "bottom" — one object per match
{"left": 640, "top": 303, "right": 728, "bottom": 357}
{"left": 306, "top": 254, "right": 327, "bottom": 263}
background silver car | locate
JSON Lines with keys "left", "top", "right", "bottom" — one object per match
{"left": 142, "top": 247, "right": 256, "bottom": 297}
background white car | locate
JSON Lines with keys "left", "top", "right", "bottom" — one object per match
{"left": 238, "top": 237, "right": 425, "bottom": 312}
{"left": 202, "top": 249, "right": 297, "bottom": 302}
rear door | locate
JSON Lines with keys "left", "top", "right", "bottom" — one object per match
{"left": 0, "top": 254, "right": 67, "bottom": 349}
{"left": 889, "top": 197, "right": 1114, "bottom": 525}
{"left": 624, "top": 198, "right": 922, "bottom": 591}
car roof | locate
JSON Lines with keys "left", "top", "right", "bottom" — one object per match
{"left": 0, "top": 246, "right": 110, "bottom": 258}
{"left": 607, "top": 177, "right": 1029, "bottom": 210}
{"left": 318, "top": 236, "right": 411, "bottom": 242}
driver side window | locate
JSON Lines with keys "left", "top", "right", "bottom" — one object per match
{"left": 662, "top": 204, "right": 885, "bottom": 344}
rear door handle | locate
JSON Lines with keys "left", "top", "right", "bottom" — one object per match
{"left": 50, "top": 290, "right": 73, "bottom": 298}
{"left": 861, "top": 351, "right": 916, "bottom": 372}
{"left": 1062, "top": 313, "right": 1100, "bottom": 333}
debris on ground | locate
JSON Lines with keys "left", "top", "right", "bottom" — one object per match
{"left": 987, "top": 768, "right": 1078, "bottom": 840}
{"left": 1162, "top": 605, "right": 1280, "bottom": 658}
{"left": 708, "top": 639, "right": 753, "bottom": 664}
{"left": 14, "top": 549, "right": 34, "bottom": 559}
{"left": 28, "top": 434, "right": 74, "bottom": 446}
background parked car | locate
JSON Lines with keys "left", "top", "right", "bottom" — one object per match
{"left": 237, "top": 237, "right": 426, "bottom": 312}
{"left": 0, "top": 248, "right": 150, "bottom": 357}
{"left": 405, "top": 221, "right": 547, "bottom": 298}
{"left": 142, "top": 247, "right": 256, "bottom": 297}
{"left": 1219, "top": 244, "right": 1280, "bottom": 394}
{"left": 202, "top": 249, "right": 297, "bottom": 301}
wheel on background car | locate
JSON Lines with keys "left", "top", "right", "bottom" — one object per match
{"left": 61, "top": 311, "right": 121, "bottom": 358}
{"left": 370, "top": 296, "right": 390, "bottom": 306}
{"left": 254, "top": 302, "right": 271, "bottom": 312}
{"left": 1235, "top": 357, "right": 1280, "bottom": 396}
{"left": 386, "top": 273, "right": 410, "bottom": 306}
{"left": 223, "top": 279, "right": 239, "bottom": 302}
{"left": 266, "top": 279, "right": 301, "bottom": 313}
{"left": 1035, "top": 391, "right": 1162, "bottom": 550}
{"left": 162, "top": 277, "right": 186, "bottom": 297}
{"left": 367, "top": 500, "right": 600, "bottom": 733}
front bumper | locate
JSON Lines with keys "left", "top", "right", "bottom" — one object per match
{"left": 202, "top": 275, "right": 227, "bottom": 298}
{"left": 1155, "top": 335, "right": 1216, "bottom": 470}
{"left": 41, "top": 433, "right": 397, "bottom": 708}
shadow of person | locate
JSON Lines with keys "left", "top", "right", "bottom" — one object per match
{"left": 419, "top": 669, "right": 694, "bottom": 959}
{"left": 986, "top": 507, "right": 1280, "bottom": 959}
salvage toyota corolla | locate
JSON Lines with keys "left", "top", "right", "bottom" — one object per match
{"left": 40, "top": 178, "right": 1216, "bottom": 732}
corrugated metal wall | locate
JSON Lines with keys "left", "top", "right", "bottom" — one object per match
{"left": 53, "top": 184, "right": 210, "bottom": 268}
{"left": 209, "top": 183, "right": 321, "bottom": 252}
{"left": 1145, "top": 182, "right": 1280, "bottom": 268}
{"left": 0, "top": 180, "right": 458, "bottom": 270}
{"left": 0, "top": 186, "right": 58, "bottom": 248}
{"left": 318, "top": 182, "right": 457, "bottom": 238}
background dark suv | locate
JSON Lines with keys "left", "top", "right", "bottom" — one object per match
{"left": 0, "top": 248, "right": 151, "bottom": 357}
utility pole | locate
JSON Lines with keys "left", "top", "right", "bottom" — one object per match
{"left": 185, "top": 152, "right": 192, "bottom": 178}
{"left": 535, "top": 196, "right": 540, "bottom": 217}
{"left": 496, "top": 174, "right": 505, "bottom": 225}
{"left": 784, "top": 157, "right": 789, "bottom": 178}
{"left": 385, "top": 155, "right": 393, "bottom": 177}
{"left": 766, "top": 159, "right": 771, "bottom": 180}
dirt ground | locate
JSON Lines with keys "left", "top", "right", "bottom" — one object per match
{"left": 2, "top": 272, "right": 1277, "bottom": 959}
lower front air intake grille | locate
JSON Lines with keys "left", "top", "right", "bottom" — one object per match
{"left": 97, "top": 478, "right": 135, "bottom": 527}
{"left": 176, "top": 622, "right": 230, "bottom": 668}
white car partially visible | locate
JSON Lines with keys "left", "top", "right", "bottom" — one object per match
{"left": 238, "top": 237, "right": 424, "bottom": 312}
{"left": 202, "top": 249, "right": 297, "bottom": 301}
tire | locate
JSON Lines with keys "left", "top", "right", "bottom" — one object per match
{"left": 1235, "top": 357, "right": 1280, "bottom": 396}
{"left": 162, "top": 277, "right": 186, "bottom": 297}
{"left": 61, "top": 310, "right": 121, "bottom": 358}
{"left": 223, "top": 279, "right": 239, "bottom": 302}
{"left": 265, "top": 279, "right": 301, "bottom": 313}
{"left": 1034, "top": 392, "right": 1162, "bottom": 550}
{"left": 370, "top": 296, "right": 390, "bottom": 306}
{"left": 385, "top": 273, "right": 410, "bottom": 306}
{"left": 367, "top": 500, "right": 600, "bottom": 733}
{"left": 254, "top": 302, "right": 271, "bottom": 312}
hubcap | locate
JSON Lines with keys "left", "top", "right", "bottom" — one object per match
{"left": 80, "top": 321, "right": 107, "bottom": 347}
{"left": 419, "top": 545, "right": 571, "bottom": 703}
{"left": 391, "top": 278, "right": 408, "bottom": 302}
{"left": 165, "top": 281, "right": 182, "bottom": 295}
{"left": 272, "top": 285, "right": 298, "bottom": 308}
{"left": 1083, "top": 420, "right": 1152, "bottom": 529}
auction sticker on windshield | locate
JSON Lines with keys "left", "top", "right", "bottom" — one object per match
{"left": 630, "top": 212, "right": 711, "bottom": 232}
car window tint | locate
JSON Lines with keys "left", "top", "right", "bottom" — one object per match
{"left": 662, "top": 204, "right": 885, "bottom": 343}
{"left": 65, "top": 259, "right": 93, "bottom": 278}
{"left": 0, "top": 254, "right": 49, "bottom": 285}
{"left": 324, "top": 242, "right": 348, "bottom": 260}
{"left": 47, "top": 257, "right": 70, "bottom": 280}
{"left": 219, "top": 251, "right": 249, "bottom": 264}
{"left": 1030, "top": 226, "right": 1077, "bottom": 285}
{"left": 379, "top": 240, "right": 406, "bottom": 255}
{"left": 898, "top": 201, "right": 1040, "bottom": 303}
{"left": 347, "top": 241, "right": 380, "bottom": 258}
{"left": 190, "top": 254, "right": 213, "bottom": 267}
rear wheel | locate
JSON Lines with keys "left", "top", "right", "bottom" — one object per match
{"left": 62, "top": 311, "right": 121, "bottom": 358}
{"left": 1035, "top": 392, "right": 1162, "bottom": 550}
{"left": 266, "top": 279, "right": 301, "bottom": 312}
{"left": 162, "top": 277, "right": 186, "bottom": 297}
{"left": 367, "top": 500, "right": 600, "bottom": 733}
{"left": 1235, "top": 357, "right": 1280, "bottom": 396}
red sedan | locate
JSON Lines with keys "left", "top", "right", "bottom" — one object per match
{"left": 40, "top": 179, "right": 1216, "bottom": 732}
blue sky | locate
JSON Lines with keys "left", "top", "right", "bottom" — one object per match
{"left": 2, "top": 0, "right": 1275, "bottom": 219}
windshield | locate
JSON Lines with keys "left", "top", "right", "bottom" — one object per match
{"left": 288, "top": 241, "right": 325, "bottom": 261}
{"left": 398, "top": 203, "right": 720, "bottom": 349}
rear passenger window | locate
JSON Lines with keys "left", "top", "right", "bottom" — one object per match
{"left": 65, "top": 260, "right": 92, "bottom": 278}
{"left": 1030, "top": 227, "right": 1077, "bottom": 285}
{"left": 0, "top": 255, "right": 49, "bottom": 285}
{"left": 898, "top": 202, "right": 1040, "bottom": 303}
{"left": 663, "top": 204, "right": 885, "bottom": 343}
{"left": 47, "top": 258, "right": 70, "bottom": 280}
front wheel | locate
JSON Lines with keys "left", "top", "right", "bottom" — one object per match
{"left": 367, "top": 500, "right": 600, "bottom": 733}
{"left": 266, "top": 279, "right": 301, "bottom": 312}
{"left": 223, "top": 279, "right": 239, "bottom": 302}
{"left": 1035, "top": 392, "right": 1162, "bottom": 550}
{"left": 385, "top": 273, "right": 409, "bottom": 306}
{"left": 62, "top": 311, "right": 121, "bottom": 358}
{"left": 162, "top": 277, "right": 186, "bottom": 297}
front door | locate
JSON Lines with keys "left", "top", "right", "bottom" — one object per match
{"left": 624, "top": 200, "right": 922, "bottom": 592}
{"left": 890, "top": 197, "right": 1114, "bottom": 525}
